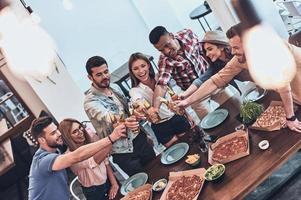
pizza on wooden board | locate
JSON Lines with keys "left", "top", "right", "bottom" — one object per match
{"left": 166, "top": 175, "right": 203, "bottom": 200}
{"left": 127, "top": 190, "right": 151, "bottom": 200}
{"left": 255, "top": 105, "right": 286, "bottom": 127}
{"left": 212, "top": 136, "right": 248, "bottom": 162}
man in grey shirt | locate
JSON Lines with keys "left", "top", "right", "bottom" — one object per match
{"left": 28, "top": 116, "right": 126, "bottom": 200}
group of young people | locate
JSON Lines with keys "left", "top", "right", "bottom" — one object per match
{"left": 28, "top": 22, "right": 301, "bottom": 200}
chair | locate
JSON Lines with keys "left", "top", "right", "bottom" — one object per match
{"left": 288, "top": 29, "right": 301, "bottom": 46}
{"left": 69, "top": 176, "right": 81, "bottom": 200}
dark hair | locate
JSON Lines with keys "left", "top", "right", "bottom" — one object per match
{"left": 226, "top": 23, "right": 243, "bottom": 39}
{"left": 216, "top": 44, "right": 232, "bottom": 60}
{"left": 128, "top": 52, "right": 155, "bottom": 87}
{"left": 30, "top": 116, "right": 53, "bottom": 140}
{"left": 149, "top": 26, "right": 169, "bottom": 45}
{"left": 59, "top": 118, "right": 92, "bottom": 151}
{"left": 85, "top": 56, "right": 107, "bottom": 76}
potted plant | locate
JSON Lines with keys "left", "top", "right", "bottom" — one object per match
{"left": 240, "top": 101, "right": 264, "bottom": 126}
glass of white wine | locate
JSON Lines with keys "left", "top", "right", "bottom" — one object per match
{"left": 128, "top": 102, "right": 140, "bottom": 134}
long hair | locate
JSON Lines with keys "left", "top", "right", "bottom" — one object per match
{"left": 128, "top": 52, "right": 156, "bottom": 87}
{"left": 216, "top": 43, "right": 232, "bottom": 61}
{"left": 59, "top": 118, "right": 92, "bottom": 151}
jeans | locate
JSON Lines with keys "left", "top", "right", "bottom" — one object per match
{"left": 81, "top": 181, "right": 110, "bottom": 200}
{"left": 112, "top": 131, "right": 156, "bottom": 176}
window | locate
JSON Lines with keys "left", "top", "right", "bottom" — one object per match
{"left": 0, "top": 52, "right": 35, "bottom": 144}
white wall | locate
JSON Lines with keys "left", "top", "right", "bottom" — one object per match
{"left": 208, "top": 0, "right": 288, "bottom": 38}
{"left": 25, "top": 0, "right": 217, "bottom": 92}
{"left": 1, "top": 0, "right": 89, "bottom": 122}
{"left": 24, "top": 56, "right": 88, "bottom": 122}
{"left": 207, "top": 0, "right": 239, "bottom": 31}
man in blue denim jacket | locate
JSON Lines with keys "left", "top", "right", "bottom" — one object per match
{"left": 84, "top": 56, "right": 156, "bottom": 176}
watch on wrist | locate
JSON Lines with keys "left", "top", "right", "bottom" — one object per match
{"left": 108, "top": 135, "right": 114, "bottom": 144}
{"left": 286, "top": 115, "right": 297, "bottom": 121}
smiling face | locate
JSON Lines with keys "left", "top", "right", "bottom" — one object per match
{"left": 40, "top": 123, "right": 63, "bottom": 148}
{"left": 131, "top": 59, "right": 151, "bottom": 84}
{"left": 204, "top": 43, "right": 223, "bottom": 62}
{"left": 88, "top": 64, "right": 110, "bottom": 88}
{"left": 154, "top": 33, "right": 180, "bottom": 58}
{"left": 229, "top": 35, "right": 246, "bottom": 63}
{"left": 70, "top": 122, "right": 86, "bottom": 145}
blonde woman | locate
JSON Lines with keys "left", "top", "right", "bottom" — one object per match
{"left": 59, "top": 118, "right": 119, "bottom": 200}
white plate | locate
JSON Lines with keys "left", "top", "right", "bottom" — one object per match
{"left": 120, "top": 172, "right": 148, "bottom": 195}
{"left": 200, "top": 109, "right": 229, "bottom": 129}
{"left": 243, "top": 87, "right": 267, "bottom": 102}
{"left": 160, "top": 143, "right": 189, "bottom": 165}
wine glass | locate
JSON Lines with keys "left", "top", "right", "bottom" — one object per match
{"left": 127, "top": 102, "right": 140, "bottom": 134}
{"left": 191, "top": 125, "right": 208, "bottom": 153}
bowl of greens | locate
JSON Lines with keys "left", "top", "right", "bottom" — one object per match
{"left": 239, "top": 101, "right": 264, "bottom": 126}
{"left": 204, "top": 164, "right": 225, "bottom": 182}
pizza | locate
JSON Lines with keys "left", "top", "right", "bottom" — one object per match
{"left": 211, "top": 136, "right": 248, "bottom": 162}
{"left": 255, "top": 105, "right": 286, "bottom": 127}
{"left": 127, "top": 190, "right": 151, "bottom": 200}
{"left": 166, "top": 175, "right": 203, "bottom": 200}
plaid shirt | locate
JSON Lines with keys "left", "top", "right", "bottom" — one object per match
{"left": 157, "top": 29, "right": 209, "bottom": 90}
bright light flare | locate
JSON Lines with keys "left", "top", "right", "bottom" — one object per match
{"left": 0, "top": 7, "right": 56, "bottom": 80}
{"left": 243, "top": 24, "right": 296, "bottom": 89}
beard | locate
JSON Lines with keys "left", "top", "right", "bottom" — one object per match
{"left": 236, "top": 54, "right": 246, "bottom": 63}
{"left": 94, "top": 78, "right": 110, "bottom": 88}
{"left": 47, "top": 139, "right": 63, "bottom": 148}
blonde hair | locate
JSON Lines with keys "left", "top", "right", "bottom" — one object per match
{"left": 59, "top": 118, "right": 92, "bottom": 151}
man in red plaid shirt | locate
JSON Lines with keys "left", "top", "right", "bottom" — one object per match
{"left": 148, "top": 26, "right": 235, "bottom": 119}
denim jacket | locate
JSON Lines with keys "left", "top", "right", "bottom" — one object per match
{"left": 84, "top": 85, "right": 134, "bottom": 154}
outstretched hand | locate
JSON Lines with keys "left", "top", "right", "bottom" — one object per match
{"left": 146, "top": 107, "right": 160, "bottom": 124}
{"left": 125, "top": 115, "right": 139, "bottom": 130}
{"left": 111, "top": 123, "right": 127, "bottom": 142}
{"left": 287, "top": 118, "right": 301, "bottom": 133}
{"left": 175, "top": 99, "right": 189, "bottom": 109}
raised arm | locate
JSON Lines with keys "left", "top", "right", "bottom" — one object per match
{"left": 153, "top": 84, "right": 168, "bottom": 109}
{"left": 278, "top": 85, "right": 301, "bottom": 133}
{"left": 179, "top": 84, "right": 198, "bottom": 99}
{"left": 153, "top": 58, "right": 172, "bottom": 108}
{"left": 52, "top": 124, "right": 126, "bottom": 171}
{"left": 177, "top": 57, "right": 243, "bottom": 108}
{"left": 177, "top": 79, "right": 218, "bottom": 108}
{"left": 92, "top": 145, "right": 111, "bottom": 164}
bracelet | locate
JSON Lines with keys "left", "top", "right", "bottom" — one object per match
{"left": 286, "top": 115, "right": 297, "bottom": 121}
{"left": 108, "top": 135, "right": 114, "bottom": 144}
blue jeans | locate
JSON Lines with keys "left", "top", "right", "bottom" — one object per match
{"left": 81, "top": 181, "right": 110, "bottom": 200}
